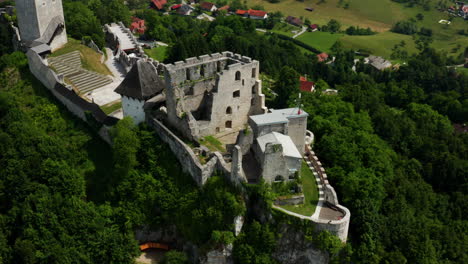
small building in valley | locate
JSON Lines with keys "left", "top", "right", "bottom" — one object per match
{"left": 286, "top": 16, "right": 303, "bottom": 27}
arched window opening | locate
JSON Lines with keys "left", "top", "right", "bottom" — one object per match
{"left": 226, "top": 107, "right": 232, "bottom": 114}
{"left": 235, "top": 71, "right": 241, "bottom": 81}
{"left": 252, "top": 68, "right": 256, "bottom": 78}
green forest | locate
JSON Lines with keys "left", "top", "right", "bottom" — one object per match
{"left": 1, "top": 0, "right": 467, "bottom": 263}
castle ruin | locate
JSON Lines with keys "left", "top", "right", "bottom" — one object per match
{"left": 11, "top": 0, "right": 350, "bottom": 242}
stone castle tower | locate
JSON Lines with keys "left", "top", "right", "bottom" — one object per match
{"left": 15, "top": 0, "right": 67, "bottom": 51}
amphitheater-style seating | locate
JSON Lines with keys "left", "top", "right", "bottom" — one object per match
{"left": 48, "top": 51, "right": 112, "bottom": 94}
{"left": 139, "top": 242, "right": 169, "bottom": 251}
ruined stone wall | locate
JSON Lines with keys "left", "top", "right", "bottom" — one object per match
{"left": 26, "top": 49, "right": 117, "bottom": 143}
{"left": 164, "top": 52, "right": 266, "bottom": 140}
{"left": 147, "top": 117, "right": 247, "bottom": 188}
{"left": 148, "top": 117, "right": 205, "bottom": 185}
{"left": 16, "top": 0, "right": 67, "bottom": 50}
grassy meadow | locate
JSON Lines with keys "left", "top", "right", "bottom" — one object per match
{"left": 144, "top": 45, "right": 169, "bottom": 62}
{"left": 249, "top": 0, "right": 468, "bottom": 59}
{"left": 50, "top": 39, "right": 112, "bottom": 76}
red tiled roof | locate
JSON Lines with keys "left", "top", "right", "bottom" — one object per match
{"left": 299, "top": 76, "right": 307, "bottom": 82}
{"left": 200, "top": 2, "right": 216, "bottom": 10}
{"left": 317, "top": 52, "right": 329, "bottom": 62}
{"left": 310, "top": 24, "right": 318, "bottom": 29}
{"left": 151, "top": 0, "right": 167, "bottom": 10}
{"left": 236, "top": 9, "right": 248, "bottom": 15}
{"left": 248, "top": 9, "right": 267, "bottom": 17}
{"left": 130, "top": 17, "right": 145, "bottom": 34}
{"left": 300, "top": 80, "right": 315, "bottom": 92}
{"left": 171, "top": 4, "right": 182, "bottom": 9}
{"left": 218, "top": 5, "right": 230, "bottom": 11}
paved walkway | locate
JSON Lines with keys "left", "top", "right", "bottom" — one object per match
{"left": 292, "top": 26, "right": 307, "bottom": 39}
{"left": 86, "top": 48, "right": 125, "bottom": 106}
{"left": 108, "top": 23, "right": 137, "bottom": 51}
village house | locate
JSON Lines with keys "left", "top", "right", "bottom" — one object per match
{"left": 367, "top": 55, "right": 392, "bottom": 71}
{"left": 218, "top": 5, "right": 230, "bottom": 12}
{"left": 129, "top": 17, "right": 145, "bottom": 34}
{"left": 151, "top": 0, "right": 167, "bottom": 10}
{"left": 171, "top": 4, "right": 181, "bottom": 10}
{"left": 317, "top": 52, "right": 329, "bottom": 62}
{"left": 236, "top": 9, "right": 268, "bottom": 20}
{"left": 200, "top": 2, "right": 217, "bottom": 12}
{"left": 309, "top": 24, "right": 318, "bottom": 31}
{"left": 177, "top": 4, "right": 195, "bottom": 16}
{"left": 299, "top": 76, "right": 315, "bottom": 93}
{"left": 247, "top": 9, "right": 268, "bottom": 20}
{"left": 286, "top": 16, "right": 303, "bottom": 27}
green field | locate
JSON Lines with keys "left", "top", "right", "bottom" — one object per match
{"left": 296, "top": 31, "right": 343, "bottom": 53}
{"left": 100, "top": 101, "right": 122, "bottom": 115}
{"left": 278, "top": 161, "right": 319, "bottom": 216}
{"left": 271, "top": 22, "right": 301, "bottom": 37}
{"left": 144, "top": 45, "right": 169, "bottom": 62}
{"left": 51, "top": 39, "right": 112, "bottom": 76}
{"left": 250, "top": 0, "right": 468, "bottom": 59}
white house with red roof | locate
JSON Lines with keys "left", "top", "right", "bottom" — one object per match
{"left": 248, "top": 9, "right": 268, "bottom": 19}
{"left": 235, "top": 9, "right": 268, "bottom": 19}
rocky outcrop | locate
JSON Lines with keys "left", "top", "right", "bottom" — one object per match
{"left": 273, "top": 225, "right": 329, "bottom": 264}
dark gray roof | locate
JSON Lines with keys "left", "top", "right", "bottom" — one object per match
{"left": 114, "top": 60, "right": 164, "bottom": 100}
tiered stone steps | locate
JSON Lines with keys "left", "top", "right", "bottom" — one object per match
{"left": 48, "top": 51, "right": 112, "bottom": 94}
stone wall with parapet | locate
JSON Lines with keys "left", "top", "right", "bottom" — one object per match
{"left": 26, "top": 49, "right": 118, "bottom": 144}
{"left": 148, "top": 117, "right": 247, "bottom": 187}
{"left": 305, "top": 146, "right": 350, "bottom": 243}
{"left": 104, "top": 23, "right": 149, "bottom": 73}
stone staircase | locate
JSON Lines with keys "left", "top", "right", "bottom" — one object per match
{"left": 48, "top": 51, "right": 112, "bottom": 94}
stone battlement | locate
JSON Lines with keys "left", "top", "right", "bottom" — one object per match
{"left": 166, "top": 51, "right": 254, "bottom": 71}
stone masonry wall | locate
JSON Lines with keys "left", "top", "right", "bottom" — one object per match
{"left": 305, "top": 147, "right": 350, "bottom": 243}
{"left": 164, "top": 52, "right": 266, "bottom": 140}
{"left": 26, "top": 49, "right": 117, "bottom": 143}
{"left": 148, "top": 117, "right": 248, "bottom": 188}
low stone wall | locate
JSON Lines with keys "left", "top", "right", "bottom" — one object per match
{"left": 274, "top": 194, "right": 305, "bottom": 206}
{"left": 305, "top": 146, "right": 350, "bottom": 243}
{"left": 26, "top": 49, "right": 118, "bottom": 143}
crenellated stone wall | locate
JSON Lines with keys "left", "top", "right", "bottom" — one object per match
{"left": 306, "top": 147, "right": 350, "bottom": 243}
